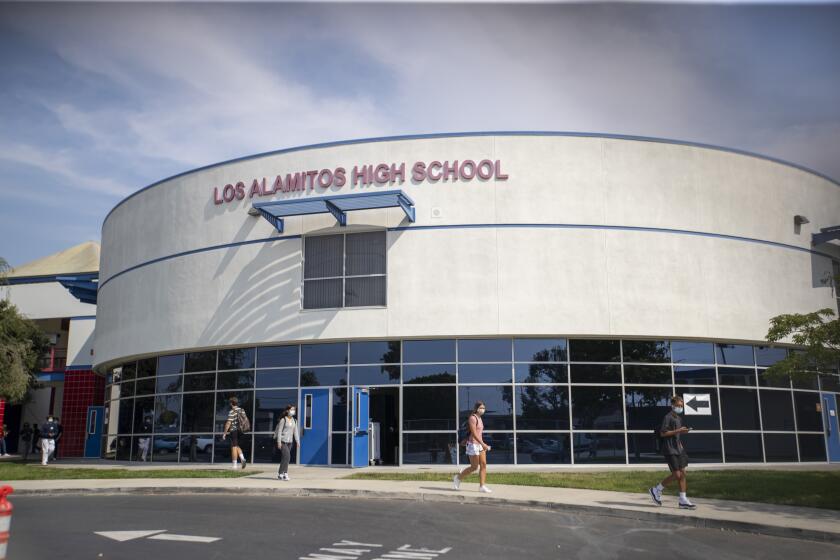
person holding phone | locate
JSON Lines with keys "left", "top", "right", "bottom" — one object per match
{"left": 453, "top": 401, "right": 493, "bottom": 494}
{"left": 649, "top": 395, "right": 697, "bottom": 509}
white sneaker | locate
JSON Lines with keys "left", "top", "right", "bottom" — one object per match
{"left": 452, "top": 474, "right": 461, "bottom": 490}
{"left": 679, "top": 500, "right": 697, "bottom": 510}
{"left": 283, "top": 473, "right": 290, "bottom": 480}
{"left": 479, "top": 485, "right": 492, "bottom": 493}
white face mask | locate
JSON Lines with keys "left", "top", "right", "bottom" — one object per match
{"left": 673, "top": 406, "right": 684, "bottom": 414}
{"left": 289, "top": 410, "right": 296, "bottom": 417}
{"left": 477, "top": 408, "right": 486, "bottom": 416}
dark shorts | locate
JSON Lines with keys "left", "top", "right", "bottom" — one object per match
{"left": 666, "top": 452, "right": 689, "bottom": 472}
{"left": 229, "top": 430, "right": 240, "bottom": 447}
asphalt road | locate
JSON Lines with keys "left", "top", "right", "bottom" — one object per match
{"left": 6, "top": 495, "right": 839, "bottom": 560}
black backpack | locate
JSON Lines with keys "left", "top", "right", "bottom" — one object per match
{"left": 458, "top": 414, "right": 477, "bottom": 447}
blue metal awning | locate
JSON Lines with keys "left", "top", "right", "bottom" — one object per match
{"left": 813, "top": 225, "right": 840, "bottom": 246}
{"left": 251, "top": 190, "right": 416, "bottom": 233}
{"left": 57, "top": 274, "right": 98, "bottom": 305}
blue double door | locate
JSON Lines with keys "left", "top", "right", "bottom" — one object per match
{"left": 823, "top": 393, "right": 840, "bottom": 463}
{"left": 299, "top": 387, "right": 370, "bottom": 467}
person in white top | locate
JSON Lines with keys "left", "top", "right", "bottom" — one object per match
{"left": 274, "top": 404, "right": 300, "bottom": 480}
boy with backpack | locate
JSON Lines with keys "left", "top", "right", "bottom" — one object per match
{"left": 649, "top": 395, "right": 697, "bottom": 509}
{"left": 222, "top": 396, "right": 250, "bottom": 469}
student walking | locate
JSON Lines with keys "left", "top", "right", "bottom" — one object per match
{"left": 0, "top": 424, "right": 8, "bottom": 456}
{"left": 453, "top": 401, "right": 492, "bottom": 493}
{"left": 222, "top": 396, "right": 249, "bottom": 470}
{"left": 274, "top": 404, "right": 300, "bottom": 480}
{"left": 649, "top": 395, "right": 697, "bottom": 509}
{"left": 40, "top": 415, "right": 60, "bottom": 465}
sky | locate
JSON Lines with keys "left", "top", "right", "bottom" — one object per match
{"left": 1, "top": 1, "right": 839, "bottom": 268}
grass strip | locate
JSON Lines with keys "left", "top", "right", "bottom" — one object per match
{"left": 0, "top": 462, "right": 251, "bottom": 480}
{"left": 345, "top": 470, "right": 840, "bottom": 510}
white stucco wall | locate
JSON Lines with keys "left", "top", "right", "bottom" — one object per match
{"left": 67, "top": 317, "right": 96, "bottom": 367}
{"left": 4, "top": 282, "right": 96, "bottom": 320}
{"left": 95, "top": 134, "right": 840, "bottom": 370}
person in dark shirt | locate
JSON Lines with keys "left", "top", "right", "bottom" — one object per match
{"left": 20, "top": 423, "right": 34, "bottom": 461}
{"left": 648, "top": 396, "right": 697, "bottom": 509}
{"left": 41, "top": 415, "right": 60, "bottom": 465}
{"left": 51, "top": 417, "right": 64, "bottom": 461}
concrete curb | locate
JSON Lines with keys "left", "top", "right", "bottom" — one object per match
{"left": 13, "top": 485, "right": 840, "bottom": 545}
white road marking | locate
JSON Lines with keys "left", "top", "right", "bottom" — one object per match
{"left": 94, "top": 530, "right": 167, "bottom": 542}
{"left": 148, "top": 533, "right": 221, "bottom": 543}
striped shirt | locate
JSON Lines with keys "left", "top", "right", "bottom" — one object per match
{"left": 227, "top": 406, "right": 243, "bottom": 432}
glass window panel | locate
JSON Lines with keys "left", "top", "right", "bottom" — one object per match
{"left": 345, "top": 276, "right": 386, "bottom": 307}
{"left": 136, "top": 377, "right": 156, "bottom": 396}
{"left": 718, "top": 367, "right": 756, "bottom": 387}
{"left": 304, "top": 234, "right": 343, "bottom": 278}
{"left": 402, "top": 433, "right": 458, "bottom": 465}
{"left": 572, "top": 433, "right": 625, "bottom": 464}
{"left": 458, "top": 364, "right": 512, "bottom": 384}
{"left": 622, "top": 340, "right": 670, "bottom": 363}
{"left": 459, "top": 433, "right": 515, "bottom": 465}
{"left": 458, "top": 339, "right": 512, "bottom": 362}
{"left": 155, "top": 374, "right": 182, "bottom": 394}
{"left": 181, "top": 393, "right": 215, "bottom": 433}
{"left": 625, "top": 387, "right": 672, "bottom": 431}
{"left": 674, "top": 366, "right": 716, "bottom": 385}
{"left": 349, "top": 365, "right": 400, "bottom": 385}
{"left": 569, "top": 339, "right": 620, "bottom": 362}
{"left": 403, "top": 386, "right": 456, "bottom": 431}
{"left": 516, "top": 433, "right": 571, "bottom": 464}
{"left": 627, "top": 432, "right": 663, "bottom": 464}
{"left": 154, "top": 394, "right": 182, "bottom": 433}
{"left": 570, "top": 364, "right": 621, "bottom": 384}
{"left": 624, "top": 365, "right": 672, "bottom": 385}
{"left": 332, "top": 388, "right": 347, "bottom": 432}
{"left": 331, "top": 433, "right": 347, "bottom": 465}
{"left": 302, "top": 343, "right": 347, "bottom": 366}
{"left": 117, "top": 398, "right": 134, "bottom": 433}
{"left": 254, "top": 389, "right": 298, "bottom": 433}
{"left": 571, "top": 387, "right": 624, "bottom": 430}
{"left": 179, "top": 434, "right": 213, "bottom": 463}
{"left": 255, "top": 369, "right": 299, "bottom": 388}
{"left": 157, "top": 354, "right": 184, "bottom": 376}
{"left": 214, "top": 392, "right": 254, "bottom": 432}
{"left": 514, "top": 338, "right": 567, "bottom": 362}
{"left": 183, "top": 372, "right": 216, "bottom": 392}
{"left": 682, "top": 432, "right": 723, "bottom": 463}
{"left": 819, "top": 374, "right": 840, "bottom": 392}
{"left": 755, "top": 346, "right": 787, "bottom": 367}
{"left": 677, "top": 388, "right": 720, "bottom": 430}
{"left": 253, "top": 434, "right": 295, "bottom": 464}
{"left": 257, "top": 345, "right": 299, "bottom": 368}
{"left": 113, "top": 436, "right": 130, "bottom": 460}
{"left": 350, "top": 341, "right": 400, "bottom": 364}
{"left": 514, "top": 363, "right": 567, "bottom": 384}
{"left": 515, "top": 386, "right": 569, "bottom": 430}
{"left": 798, "top": 434, "right": 827, "bottom": 462}
{"left": 152, "top": 436, "right": 180, "bottom": 462}
{"left": 219, "top": 348, "right": 256, "bottom": 370}
{"left": 760, "top": 390, "right": 796, "bottom": 431}
{"left": 758, "top": 368, "right": 791, "bottom": 389}
{"left": 133, "top": 397, "right": 155, "bottom": 433}
{"left": 213, "top": 433, "right": 252, "bottom": 463}
{"left": 793, "top": 392, "right": 823, "bottom": 431}
{"left": 300, "top": 367, "right": 347, "bottom": 387}
{"left": 304, "top": 279, "right": 343, "bottom": 309}
{"left": 403, "top": 339, "right": 456, "bottom": 363}
{"left": 119, "top": 381, "right": 136, "bottom": 398}
{"left": 345, "top": 231, "right": 386, "bottom": 276}
{"left": 458, "top": 386, "right": 513, "bottom": 430}
{"left": 185, "top": 351, "right": 216, "bottom": 373}
{"left": 403, "top": 364, "right": 455, "bottom": 385}
{"left": 671, "top": 341, "right": 714, "bottom": 364}
{"left": 792, "top": 375, "right": 820, "bottom": 391}
{"left": 715, "top": 344, "right": 755, "bottom": 366}
{"left": 122, "top": 362, "right": 137, "bottom": 380}
{"left": 217, "top": 370, "right": 255, "bottom": 390}
{"left": 763, "top": 433, "right": 798, "bottom": 462}
{"left": 723, "top": 433, "right": 763, "bottom": 462}
{"left": 137, "top": 358, "right": 156, "bottom": 379}
{"left": 130, "top": 435, "right": 149, "bottom": 461}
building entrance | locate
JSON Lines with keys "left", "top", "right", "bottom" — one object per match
{"left": 369, "top": 387, "right": 400, "bottom": 466}
{"left": 823, "top": 393, "right": 840, "bottom": 463}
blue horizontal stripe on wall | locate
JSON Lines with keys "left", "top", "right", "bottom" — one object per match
{"left": 97, "top": 223, "right": 840, "bottom": 290}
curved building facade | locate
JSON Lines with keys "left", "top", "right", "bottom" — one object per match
{"left": 95, "top": 133, "right": 840, "bottom": 466}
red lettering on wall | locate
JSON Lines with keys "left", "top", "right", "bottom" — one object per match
{"left": 248, "top": 179, "right": 262, "bottom": 198}
{"left": 477, "top": 160, "right": 494, "bottom": 180}
{"left": 427, "top": 161, "right": 442, "bottom": 182}
{"left": 374, "top": 163, "right": 390, "bottom": 183}
{"left": 391, "top": 162, "right": 405, "bottom": 183}
{"left": 334, "top": 167, "right": 347, "bottom": 187}
{"left": 412, "top": 161, "right": 426, "bottom": 182}
{"left": 213, "top": 187, "right": 224, "bottom": 205}
{"left": 495, "top": 160, "right": 508, "bottom": 180}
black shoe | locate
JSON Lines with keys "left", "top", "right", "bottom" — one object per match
{"left": 241, "top": 459, "right": 247, "bottom": 469}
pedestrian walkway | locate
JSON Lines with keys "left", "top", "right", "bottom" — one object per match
{"left": 6, "top": 462, "right": 840, "bottom": 544}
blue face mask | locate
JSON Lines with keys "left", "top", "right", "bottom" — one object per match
{"left": 673, "top": 406, "right": 684, "bottom": 414}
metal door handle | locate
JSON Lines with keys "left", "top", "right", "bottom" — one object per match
{"left": 825, "top": 398, "right": 832, "bottom": 437}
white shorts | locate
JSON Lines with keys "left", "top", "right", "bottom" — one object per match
{"left": 466, "top": 442, "right": 484, "bottom": 456}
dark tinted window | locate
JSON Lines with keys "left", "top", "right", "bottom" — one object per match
{"left": 820, "top": 374, "right": 840, "bottom": 392}
{"left": 157, "top": 354, "right": 184, "bottom": 376}
{"left": 569, "top": 339, "right": 620, "bottom": 362}
{"left": 624, "top": 365, "right": 672, "bottom": 385}
{"left": 345, "top": 276, "right": 386, "bottom": 307}
{"left": 185, "top": 351, "right": 216, "bottom": 372}
{"left": 304, "top": 234, "right": 343, "bottom": 278}
{"left": 671, "top": 341, "right": 714, "bottom": 364}
{"left": 154, "top": 395, "right": 181, "bottom": 433}
{"left": 459, "top": 364, "right": 512, "bottom": 384}
{"left": 715, "top": 344, "right": 755, "bottom": 366}
{"left": 720, "top": 388, "right": 760, "bottom": 430}
{"left": 792, "top": 375, "right": 820, "bottom": 391}
{"left": 403, "top": 386, "right": 456, "bottom": 430}
{"left": 135, "top": 378, "right": 155, "bottom": 396}
{"left": 458, "top": 339, "right": 511, "bottom": 362}
{"left": 219, "top": 348, "right": 256, "bottom": 370}
{"left": 403, "top": 364, "right": 455, "bottom": 385}
{"left": 622, "top": 340, "right": 670, "bottom": 363}
{"left": 349, "top": 365, "right": 400, "bottom": 385}
{"left": 152, "top": 436, "right": 180, "bottom": 462}
{"left": 458, "top": 386, "right": 513, "bottom": 430}
{"left": 794, "top": 392, "right": 823, "bottom": 431}
{"left": 570, "top": 364, "right": 621, "bottom": 384}
{"left": 300, "top": 367, "right": 347, "bottom": 387}
{"left": 137, "top": 358, "right": 156, "bottom": 378}
{"left": 513, "top": 339, "right": 567, "bottom": 362}
{"left": 677, "top": 388, "right": 720, "bottom": 430}
{"left": 798, "top": 434, "right": 826, "bottom": 462}
{"left": 759, "top": 390, "right": 795, "bottom": 431}
{"left": 571, "top": 387, "right": 624, "bottom": 430}
{"left": 345, "top": 231, "right": 386, "bottom": 275}
{"left": 514, "top": 363, "right": 567, "bottom": 384}
{"left": 572, "top": 433, "right": 625, "bottom": 464}
{"left": 755, "top": 346, "right": 787, "bottom": 367}
{"left": 331, "top": 434, "right": 347, "bottom": 465}
{"left": 183, "top": 372, "right": 216, "bottom": 392}
{"left": 117, "top": 399, "right": 134, "bottom": 433}
{"left": 181, "top": 393, "right": 215, "bottom": 433}
{"left": 133, "top": 397, "right": 155, "bottom": 433}
{"left": 301, "top": 343, "right": 347, "bottom": 366}
{"left": 517, "top": 433, "right": 570, "bottom": 464}
{"left": 625, "top": 386, "right": 671, "bottom": 430}
{"left": 118, "top": 381, "right": 135, "bottom": 398}
{"left": 332, "top": 388, "right": 347, "bottom": 431}
{"left": 403, "top": 339, "right": 456, "bottom": 363}
{"left": 217, "top": 370, "right": 255, "bottom": 390}
{"left": 257, "top": 346, "right": 298, "bottom": 368}
{"left": 681, "top": 432, "right": 722, "bottom": 463}
{"left": 304, "top": 279, "right": 342, "bottom": 308}
{"left": 180, "top": 434, "right": 213, "bottom": 463}
{"left": 461, "top": 433, "right": 515, "bottom": 465}
{"left": 255, "top": 369, "right": 299, "bottom": 388}
{"left": 718, "top": 367, "right": 756, "bottom": 387}
{"left": 763, "top": 434, "right": 797, "bottom": 462}
{"left": 515, "top": 386, "right": 569, "bottom": 430}
{"left": 122, "top": 362, "right": 137, "bottom": 380}
{"left": 757, "top": 368, "right": 790, "bottom": 388}
{"left": 403, "top": 433, "right": 458, "bottom": 465}
{"left": 627, "top": 432, "right": 663, "bottom": 464}
{"left": 155, "top": 374, "right": 182, "bottom": 394}
{"left": 213, "top": 433, "right": 251, "bottom": 463}
{"left": 723, "top": 433, "right": 763, "bottom": 462}
{"left": 350, "top": 341, "right": 400, "bottom": 364}
{"left": 674, "top": 366, "right": 716, "bottom": 385}
{"left": 254, "top": 389, "right": 298, "bottom": 432}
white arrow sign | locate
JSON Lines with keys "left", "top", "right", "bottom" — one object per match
{"left": 149, "top": 534, "right": 221, "bottom": 543}
{"left": 683, "top": 393, "right": 712, "bottom": 416}
{"left": 95, "top": 530, "right": 167, "bottom": 542}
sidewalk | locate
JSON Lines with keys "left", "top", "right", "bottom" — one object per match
{"left": 6, "top": 462, "right": 840, "bottom": 544}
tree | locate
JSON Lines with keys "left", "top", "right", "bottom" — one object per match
{"left": 0, "top": 256, "right": 51, "bottom": 402}
{"left": 764, "top": 308, "right": 840, "bottom": 383}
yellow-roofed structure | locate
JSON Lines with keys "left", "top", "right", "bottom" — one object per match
{"left": 8, "top": 241, "right": 100, "bottom": 278}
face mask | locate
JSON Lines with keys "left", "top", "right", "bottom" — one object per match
{"left": 477, "top": 408, "right": 486, "bottom": 416}
{"left": 289, "top": 410, "right": 296, "bottom": 417}
{"left": 673, "top": 406, "right": 684, "bottom": 414}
